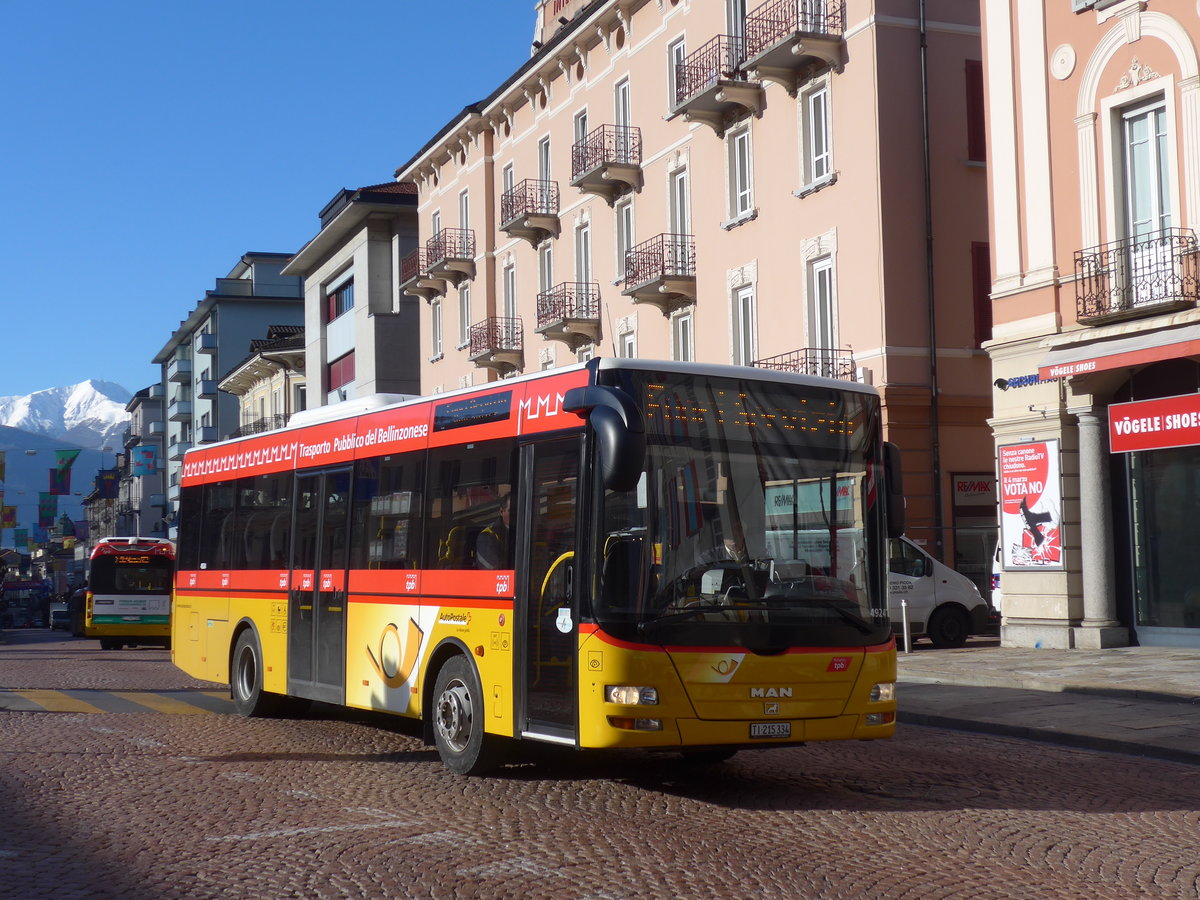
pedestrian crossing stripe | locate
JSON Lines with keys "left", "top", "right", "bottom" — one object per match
{"left": 0, "top": 689, "right": 232, "bottom": 715}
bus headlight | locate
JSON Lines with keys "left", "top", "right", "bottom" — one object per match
{"left": 604, "top": 685, "right": 659, "bottom": 705}
{"left": 870, "top": 682, "right": 896, "bottom": 702}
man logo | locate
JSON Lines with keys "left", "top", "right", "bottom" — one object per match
{"left": 750, "top": 687, "right": 793, "bottom": 698}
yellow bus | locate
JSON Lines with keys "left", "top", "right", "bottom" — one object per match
{"left": 87, "top": 537, "right": 175, "bottom": 650}
{"left": 172, "top": 359, "right": 904, "bottom": 774}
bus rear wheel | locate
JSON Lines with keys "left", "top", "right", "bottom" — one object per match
{"left": 231, "top": 630, "right": 281, "bottom": 717}
{"left": 432, "top": 655, "right": 501, "bottom": 776}
{"left": 99, "top": 638, "right": 123, "bottom": 651}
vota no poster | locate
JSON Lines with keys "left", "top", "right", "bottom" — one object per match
{"left": 998, "top": 440, "right": 1064, "bottom": 570}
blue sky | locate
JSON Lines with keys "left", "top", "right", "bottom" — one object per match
{"left": 0, "top": 1, "right": 535, "bottom": 398}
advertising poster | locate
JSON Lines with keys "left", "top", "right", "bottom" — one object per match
{"left": 998, "top": 440, "right": 1063, "bottom": 570}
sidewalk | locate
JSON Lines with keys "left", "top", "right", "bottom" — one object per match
{"left": 897, "top": 640, "right": 1200, "bottom": 766}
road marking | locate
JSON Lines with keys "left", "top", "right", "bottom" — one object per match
{"left": 207, "top": 811, "right": 420, "bottom": 842}
{"left": 0, "top": 689, "right": 232, "bottom": 715}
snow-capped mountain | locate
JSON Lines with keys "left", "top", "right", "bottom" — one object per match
{"left": 0, "top": 381, "right": 131, "bottom": 451}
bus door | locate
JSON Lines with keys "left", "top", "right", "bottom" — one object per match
{"left": 288, "top": 467, "right": 351, "bottom": 705}
{"left": 517, "top": 438, "right": 582, "bottom": 743}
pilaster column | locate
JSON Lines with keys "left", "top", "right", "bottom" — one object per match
{"left": 1073, "top": 408, "right": 1129, "bottom": 647}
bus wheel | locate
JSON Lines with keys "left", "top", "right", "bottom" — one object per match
{"left": 432, "top": 655, "right": 500, "bottom": 776}
{"left": 927, "top": 607, "right": 969, "bottom": 649}
{"left": 231, "top": 630, "right": 281, "bottom": 717}
{"left": 99, "top": 638, "right": 122, "bottom": 651}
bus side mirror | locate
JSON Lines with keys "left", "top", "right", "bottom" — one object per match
{"left": 884, "top": 441, "right": 906, "bottom": 539}
{"left": 563, "top": 385, "right": 646, "bottom": 492}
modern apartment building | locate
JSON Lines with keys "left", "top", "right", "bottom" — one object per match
{"left": 983, "top": 1, "right": 1200, "bottom": 648}
{"left": 393, "top": 0, "right": 994, "bottom": 580}
{"left": 152, "top": 252, "right": 303, "bottom": 527}
{"left": 116, "top": 385, "right": 167, "bottom": 538}
{"left": 283, "top": 182, "right": 421, "bottom": 404}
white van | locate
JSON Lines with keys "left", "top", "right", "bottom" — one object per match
{"left": 888, "top": 537, "right": 992, "bottom": 648}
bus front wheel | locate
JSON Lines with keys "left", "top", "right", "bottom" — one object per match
{"left": 231, "top": 630, "right": 281, "bottom": 717}
{"left": 432, "top": 655, "right": 501, "bottom": 776}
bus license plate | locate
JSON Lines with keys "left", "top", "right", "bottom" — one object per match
{"left": 750, "top": 722, "right": 791, "bottom": 739}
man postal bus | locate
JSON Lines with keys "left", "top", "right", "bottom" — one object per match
{"left": 87, "top": 537, "right": 176, "bottom": 650}
{"left": 172, "top": 359, "right": 905, "bottom": 774}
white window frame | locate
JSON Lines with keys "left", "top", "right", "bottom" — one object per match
{"left": 574, "top": 108, "right": 589, "bottom": 148}
{"left": 670, "top": 166, "right": 691, "bottom": 235}
{"left": 503, "top": 262, "right": 517, "bottom": 320}
{"left": 502, "top": 162, "right": 515, "bottom": 197}
{"left": 457, "top": 283, "right": 471, "bottom": 349}
{"left": 619, "top": 331, "right": 636, "bottom": 359}
{"left": 458, "top": 189, "right": 470, "bottom": 231}
{"left": 430, "top": 298, "right": 444, "bottom": 361}
{"left": 798, "top": 75, "right": 834, "bottom": 195}
{"left": 575, "top": 222, "right": 592, "bottom": 285}
{"left": 672, "top": 308, "right": 694, "bottom": 362}
{"left": 668, "top": 39, "right": 687, "bottom": 109}
{"left": 808, "top": 255, "right": 837, "bottom": 359}
{"left": 430, "top": 209, "right": 442, "bottom": 238}
{"left": 538, "top": 241, "right": 554, "bottom": 294}
{"left": 615, "top": 198, "right": 634, "bottom": 283}
{"left": 732, "top": 284, "right": 757, "bottom": 366}
{"left": 538, "top": 136, "right": 552, "bottom": 182}
{"left": 726, "top": 124, "right": 754, "bottom": 223}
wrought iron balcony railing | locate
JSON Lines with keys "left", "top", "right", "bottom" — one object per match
{"left": 500, "top": 179, "right": 559, "bottom": 224}
{"left": 230, "top": 414, "right": 287, "bottom": 438}
{"left": 400, "top": 247, "right": 429, "bottom": 284}
{"left": 426, "top": 228, "right": 476, "bottom": 268}
{"left": 753, "top": 347, "right": 856, "bottom": 381}
{"left": 537, "top": 282, "right": 601, "bottom": 329}
{"left": 1075, "top": 228, "right": 1199, "bottom": 323}
{"left": 674, "top": 34, "right": 746, "bottom": 108}
{"left": 744, "top": 0, "right": 846, "bottom": 59}
{"left": 624, "top": 234, "right": 696, "bottom": 288}
{"left": 469, "top": 316, "right": 523, "bottom": 358}
{"left": 571, "top": 125, "right": 642, "bottom": 180}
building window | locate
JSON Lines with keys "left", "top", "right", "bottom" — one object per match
{"left": 538, "top": 136, "right": 552, "bottom": 182}
{"left": 430, "top": 299, "right": 443, "bottom": 360}
{"left": 1123, "top": 99, "right": 1171, "bottom": 239}
{"left": 668, "top": 39, "right": 686, "bottom": 108}
{"left": 808, "top": 256, "right": 837, "bottom": 367}
{"left": 502, "top": 163, "right": 514, "bottom": 197}
{"left": 458, "top": 283, "right": 471, "bottom": 348}
{"left": 670, "top": 166, "right": 691, "bottom": 235}
{"left": 965, "top": 59, "right": 986, "bottom": 163}
{"left": 800, "top": 78, "right": 832, "bottom": 189}
{"left": 327, "top": 351, "right": 356, "bottom": 391}
{"left": 576, "top": 222, "right": 592, "bottom": 284}
{"left": 615, "top": 77, "right": 631, "bottom": 128}
{"left": 574, "top": 108, "right": 589, "bottom": 144}
{"left": 459, "top": 189, "right": 470, "bottom": 231}
{"left": 538, "top": 242, "right": 554, "bottom": 293}
{"left": 727, "top": 125, "right": 754, "bottom": 220}
{"left": 615, "top": 198, "right": 634, "bottom": 281}
{"left": 503, "top": 262, "right": 517, "bottom": 320}
{"left": 971, "top": 242, "right": 992, "bottom": 346}
{"left": 732, "top": 284, "right": 756, "bottom": 366}
{"left": 326, "top": 278, "right": 354, "bottom": 322}
{"left": 431, "top": 209, "right": 442, "bottom": 237}
{"left": 619, "top": 331, "right": 636, "bottom": 358}
{"left": 672, "top": 309, "right": 693, "bottom": 362}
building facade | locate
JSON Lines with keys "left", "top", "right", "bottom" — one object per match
{"left": 218, "top": 324, "right": 308, "bottom": 437}
{"left": 152, "top": 253, "right": 303, "bottom": 528}
{"left": 982, "top": 1, "right": 1200, "bottom": 648}
{"left": 283, "top": 183, "right": 421, "bottom": 404}
{"left": 116, "top": 385, "right": 167, "bottom": 538}
{"left": 394, "top": 0, "right": 995, "bottom": 582}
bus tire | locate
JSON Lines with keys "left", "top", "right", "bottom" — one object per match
{"left": 927, "top": 606, "right": 969, "bottom": 649}
{"left": 99, "top": 638, "right": 122, "bottom": 651}
{"left": 432, "top": 655, "right": 500, "bottom": 776}
{"left": 231, "top": 629, "right": 282, "bottom": 717}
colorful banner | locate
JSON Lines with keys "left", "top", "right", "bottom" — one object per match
{"left": 38, "top": 492, "right": 57, "bottom": 527}
{"left": 998, "top": 440, "right": 1063, "bottom": 570}
{"left": 0, "top": 451, "right": 5, "bottom": 483}
{"left": 55, "top": 449, "right": 82, "bottom": 472}
{"left": 1, "top": 506, "right": 15, "bottom": 529}
{"left": 48, "top": 467, "right": 71, "bottom": 496}
{"left": 132, "top": 446, "right": 158, "bottom": 476}
{"left": 97, "top": 468, "right": 119, "bottom": 499}
{"left": 14, "top": 528, "right": 28, "bottom": 549}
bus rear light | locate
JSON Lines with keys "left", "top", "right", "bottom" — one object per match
{"left": 607, "top": 716, "right": 663, "bottom": 732}
{"left": 870, "top": 683, "right": 896, "bottom": 702}
{"left": 604, "top": 685, "right": 658, "bottom": 705}
{"left": 864, "top": 712, "right": 895, "bottom": 726}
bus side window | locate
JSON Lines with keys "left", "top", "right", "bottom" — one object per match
{"left": 424, "top": 440, "right": 515, "bottom": 571}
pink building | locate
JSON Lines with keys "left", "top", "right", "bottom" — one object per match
{"left": 394, "top": 0, "right": 993, "bottom": 585}
{"left": 983, "top": 1, "right": 1200, "bottom": 648}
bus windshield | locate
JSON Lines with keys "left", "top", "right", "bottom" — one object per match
{"left": 90, "top": 556, "right": 174, "bottom": 594}
{"left": 594, "top": 370, "right": 891, "bottom": 650}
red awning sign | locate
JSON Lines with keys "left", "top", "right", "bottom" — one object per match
{"left": 1109, "top": 393, "right": 1200, "bottom": 453}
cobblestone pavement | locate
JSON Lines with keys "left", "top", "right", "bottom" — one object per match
{"left": 3, "top": 632, "right": 1200, "bottom": 899}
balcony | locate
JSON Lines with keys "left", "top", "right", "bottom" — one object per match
{"left": 536, "top": 283, "right": 602, "bottom": 350}
{"left": 197, "top": 379, "right": 217, "bottom": 399}
{"left": 149, "top": 494, "right": 166, "bottom": 508}
{"left": 122, "top": 429, "right": 140, "bottom": 449}
{"left": 469, "top": 317, "right": 524, "bottom": 373}
{"left": 570, "top": 125, "right": 643, "bottom": 203}
{"left": 622, "top": 234, "right": 697, "bottom": 314}
{"left": 500, "top": 179, "right": 561, "bottom": 246}
{"left": 166, "top": 358, "right": 192, "bottom": 383}
{"left": 753, "top": 347, "right": 856, "bottom": 381}
{"left": 148, "top": 421, "right": 165, "bottom": 436}
{"left": 197, "top": 425, "right": 218, "bottom": 444}
{"left": 231, "top": 414, "right": 288, "bottom": 438}
{"left": 167, "top": 399, "right": 192, "bottom": 422}
{"left": 426, "top": 228, "right": 476, "bottom": 287}
{"left": 400, "top": 248, "right": 448, "bottom": 302}
{"left": 1075, "top": 228, "right": 1200, "bottom": 324}
{"left": 168, "top": 440, "right": 192, "bottom": 461}
{"left": 671, "top": 35, "right": 764, "bottom": 135}
{"left": 195, "top": 332, "right": 218, "bottom": 354}
{"left": 742, "top": 0, "right": 846, "bottom": 94}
